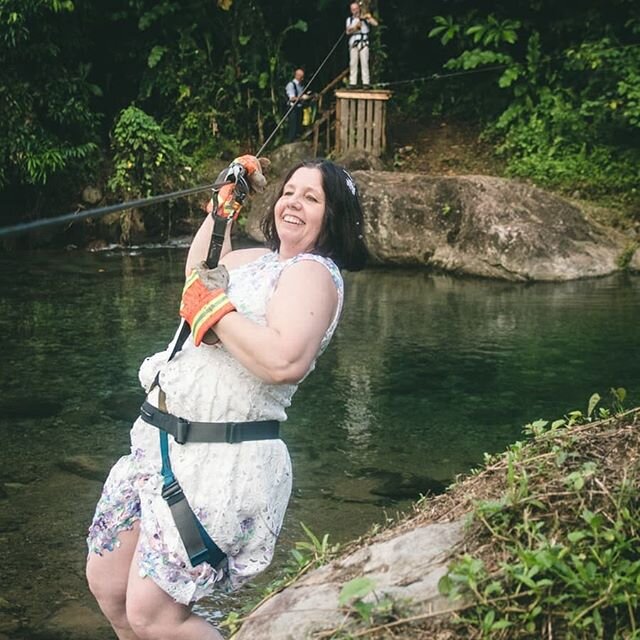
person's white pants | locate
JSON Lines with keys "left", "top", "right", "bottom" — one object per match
{"left": 349, "top": 44, "right": 370, "bottom": 86}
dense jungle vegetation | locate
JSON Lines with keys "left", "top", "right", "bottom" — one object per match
{"left": 1, "top": 0, "right": 639, "bottom": 238}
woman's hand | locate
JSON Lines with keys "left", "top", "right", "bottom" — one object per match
{"left": 180, "top": 262, "right": 235, "bottom": 347}
{"left": 212, "top": 155, "right": 268, "bottom": 221}
{"left": 186, "top": 155, "right": 270, "bottom": 275}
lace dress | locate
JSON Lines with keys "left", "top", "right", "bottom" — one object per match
{"left": 87, "top": 251, "right": 344, "bottom": 604}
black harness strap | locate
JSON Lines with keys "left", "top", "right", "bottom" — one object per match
{"left": 152, "top": 171, "right": 253, "bottom": 569}
{"left": 147, "top": 386, "right": 281, "bottom": 568}
{"left": 167, "top": 212, "right": 229, "bottom": 362}
{"left": 141, "top": 400, "right": 280, "bottom": 444}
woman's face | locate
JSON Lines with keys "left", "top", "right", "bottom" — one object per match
{"left": 274, "top": 167, "right": 326, "bottom": 255}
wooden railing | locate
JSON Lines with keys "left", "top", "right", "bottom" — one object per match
{"left": 301, "top": 68, "right": 349, "bottom": 156}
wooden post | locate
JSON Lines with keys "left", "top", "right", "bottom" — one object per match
{"left": 334, "top": 89, "right": 391, "bottom": 156}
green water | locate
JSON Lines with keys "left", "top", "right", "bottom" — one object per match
{"left": 1, "top": 248, "right": 639, "bottom": 636}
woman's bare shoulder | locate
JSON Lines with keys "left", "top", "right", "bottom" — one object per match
{"left": 221, "top": 247, "right": 271, "bottom": 270}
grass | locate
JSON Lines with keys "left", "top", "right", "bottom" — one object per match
{"left": 345, "top": 403, "right": 640, "bottom": 639}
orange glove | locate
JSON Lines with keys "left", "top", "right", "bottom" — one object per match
{"left": 215, "top": 183, "right": 244, "bottom": 221}
{"left": 209, "top": 155, "right": 269, "bottom": 220}
{"left": 179, "top": 263, "right": 235, "bottom": 346}
{"left": 232, "top": 155, "right": 266, "bottom": 190}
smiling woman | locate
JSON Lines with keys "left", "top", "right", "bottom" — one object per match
{"left": 275, "top": 167, "right": 327, "bottom": 257}
{"left": 261, "top": 160, "right": 369, "bottom": 271}
{"left": 85, "top": 156, "right": 368, "bottom": 640}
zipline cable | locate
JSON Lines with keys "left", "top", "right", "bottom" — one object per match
{"left": 0, "top": 32, "right": 346, "bottom": 240}
{"left": 377, "top": 41, "right": 640, "bottom": 89}
{"left": 255, "top": 31, "right": 345, "bottom": 158}
{"left": 377, "top": 64, "right": 508, "bottom": 88}
{"left": 0, "top": 179, "right": 233, "bottom": 239}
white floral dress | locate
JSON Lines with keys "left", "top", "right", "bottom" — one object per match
{"left": 87, "top": 251, "right": 344, "bottom": 604}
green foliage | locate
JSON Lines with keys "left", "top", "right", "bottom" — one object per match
{"left": 4, "top": 0, "right": 640, "bottom": 233}
{"left": 0, "top": 0, "right": 101, "bottom": 192}
{"left": 428, "top": 7, "right": 640, "bottom": 200}
{"left": 618, "top": 241, "right": 639, "bottom": 269}
{"left": 465, "top": 17, "right": 520, "bottom": 48}
{"left": 329, "top": 577, "right": 400, "bottom": 638}
{"left": 106, "top": 105, "right": 193, "bottom": 243}
{"left": 129, "top": 0, "right": 309, "bottom": 157}
{"left": 108, "top": 106, "right": 191, "bottom": 199}
{"left": 439, "top": 396, "right": 640, "bottom": 639}
{"left": 428, "top": 15, "right": 462, "bottom": 46}
{"left": 220, "top": 521, "right": 340, "bottom": 636}
{"left": 338, "top": 577, "right": 377, "bottom": 607}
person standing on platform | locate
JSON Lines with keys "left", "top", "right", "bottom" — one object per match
{"left": 346, "top": 2, "right": 379, "bottom": 89}
{"left": 285, "top": 68, "right": 309, "bottom": 142}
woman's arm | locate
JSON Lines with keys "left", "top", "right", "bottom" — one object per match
{"left": 184, "top": 208, "right": 233, "bottom": 277}
{"left": 214, "top": 259, "right": 339, "bottom": 384}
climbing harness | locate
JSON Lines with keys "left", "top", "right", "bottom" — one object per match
{"left": 140, "top": 400, "right": 280, "bottom": 445}
{"left": 144, "top": 158, "right": 256, "bottom": 568}
{"left": 139, "top": 385, "right": 280, "bottom": 568}
{"left": 347, "top": 14, "right": 371, "bottom": 50}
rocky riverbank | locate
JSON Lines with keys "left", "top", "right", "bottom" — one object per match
{"left": 232, "top": 405, "right": 640, "bottom": 639}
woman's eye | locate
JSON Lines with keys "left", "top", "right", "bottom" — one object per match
{"left": 306, "top": 194, "right": 318, "bottom": 202}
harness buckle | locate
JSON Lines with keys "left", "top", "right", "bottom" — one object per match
{"left": 175, "top": 418, "right": 190, "bottom": 445}
{"left": 161, "top": 479, "right": 184, "bottom": 506}
{"left": 226, "top": 422, "right": 240, "bottom": 444}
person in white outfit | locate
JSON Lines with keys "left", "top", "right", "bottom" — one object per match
{"left": 85, "top": 156, "right": 368, "bottom": 640}
{"left": 346, "top": 2, "right": 379, "bottom": 88}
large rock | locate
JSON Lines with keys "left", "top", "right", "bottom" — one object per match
{"left": 234, "top": 519, "right": 465, "bottom": 640}
{"left": 245, "top": 168, "right": 629, "bottom": 281}
{"left": 356, "top": 172, "right": 627, "bottom": 281}
{"left": 335, "top": 149, "right": 385, "bottom": 171}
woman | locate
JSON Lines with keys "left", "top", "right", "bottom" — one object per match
{"left": 86, "top": 157, "right": 368, "bottom": 640}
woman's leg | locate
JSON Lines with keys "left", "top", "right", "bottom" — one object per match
{"left": 125, "top": 542, "right": 224, "bottom": 640}
{"left": 86, "top": 524, "right": 141, "bottom": 640}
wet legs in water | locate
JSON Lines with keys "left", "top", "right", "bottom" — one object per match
{"left": 86, "top": 524, "right": 223, "bottom": 640}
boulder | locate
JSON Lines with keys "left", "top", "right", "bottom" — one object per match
{"left": 266, "top": 141, "right": 315, "bottom": 175}
{"left": 355, "top": 172, "right": 627, "bottom": 281}
{"left": 335, "top": 149, "right": 385, "bottom": 171}
{"left": 234, "top": 519, "right": 465, "bottom": 640}
{"left": 43, "top": 601, "right": 113, "bottom": 640}
{"left": 245, "top": 168, "right": 628, "bottom": 281}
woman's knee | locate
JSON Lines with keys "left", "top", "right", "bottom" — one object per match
{"left": 126, "top": 582, "right": 189, "bottom": 640}
{"left": 85, "top": 552, "right": 129, "bottom": 619}
{"left": 126, "top": 603, "right": 173, "bottom": 640}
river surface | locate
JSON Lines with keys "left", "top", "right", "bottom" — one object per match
{"left": 0, "top": 247, "right": 639, "bottom": 638}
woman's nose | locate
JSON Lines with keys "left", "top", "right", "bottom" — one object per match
{"left": 286, "top": 194, "right": 302, "bottom": 208}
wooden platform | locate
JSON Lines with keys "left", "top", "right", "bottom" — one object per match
{"left": 335, "top": 89, "right": 391, "bottom": 156}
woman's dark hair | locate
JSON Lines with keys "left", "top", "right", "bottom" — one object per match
{"left": 260, "top": 159, "right": 368, "bottom": 271}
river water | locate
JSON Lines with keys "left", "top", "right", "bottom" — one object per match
{"left": 0, "top": 247, "right": 639, "bottom": 637}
